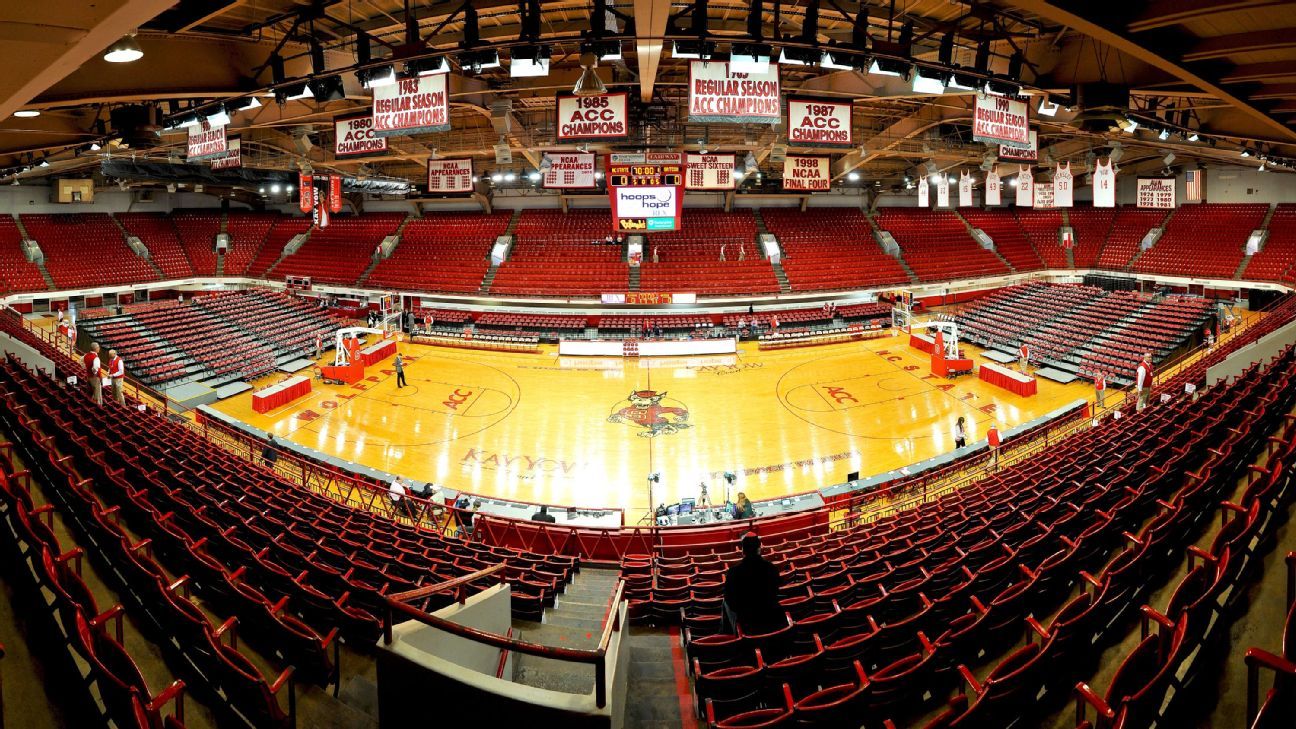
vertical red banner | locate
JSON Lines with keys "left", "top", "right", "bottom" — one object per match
{"left": 299, "top": 173, "right": 314, "bottom": 213}
{"left": 329, "top": 175, "right": 342, "bottom": 213}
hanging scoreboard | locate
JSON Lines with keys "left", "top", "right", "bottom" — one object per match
{"left": 606, "top": 153, "right": 685, "bottom": 232}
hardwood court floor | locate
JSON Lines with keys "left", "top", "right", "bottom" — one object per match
{"left": 211, "top": 332, "right": 1099, "bottom": 513}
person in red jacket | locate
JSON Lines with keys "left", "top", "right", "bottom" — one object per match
{"left": 1094, "top": 371, "right": 1107, "bottom": 409}
{"left": 1018, "top": 342, "right": 1030, "bottom": 374}
{"left": 1135, "top": 353, "right": 1153, "bottom": 411}
{"left": 106, "top": 349, "right": 125, "bottom": 405}
{"left": 82, "top": 342, "right": 102, "bottom": 405}
{"left": 987, "top": 422, "right": 1002, "bottom": 468}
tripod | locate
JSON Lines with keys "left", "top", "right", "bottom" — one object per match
{"left": 697, "top": 482, "right": 711, "bottom": 510}
{"left": 639, "top": 473, "right": 660, "bottom": 525}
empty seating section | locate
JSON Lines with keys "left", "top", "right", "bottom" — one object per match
{"left": 760, "top": 208, "right": 911, "bottom": 291}
{"left": 366, "top": 212, "right": 509, "bottom": 292}
{"left": 0, "top": 215, "right": 46, "bottom": 291}
{"left": 475, "top": 313, "right": 587, "bottom": 333}
{"left": 875, "top": 209, "right": 1010, "bottom": 282}
{"left": 1133, "top": 203, "right": 1267, "bottom": 279}
{"left": 224, "top": 212, "right": 280, "bottom": 276}
{"left": 640, "top": 211, "right": 778, "bottom": 295}
{"left": 170, "top": 212, "right": 222, "bottom": 276}
{"left": 625, "top": 337, "right": 1296, "bottom": 728}
{"left": 1243, "top": 204, "right": 1296, "bottom": 284}
{"left": 191, "top": 290, "right": 335, "bottom": 361}
{"left": 1095, "top": 208, "right": 1166, "bottom": 270}
{"left": 1067, "top": 208, "right": 1115, "bottom": 269}
{"left": 116, "top": 213, "right": 195, "bottom": 279}
{"left": 1014, "top": 209, "right": 1068, "bottom": 268}
{"left": 245, "top": 217, "right": 312, "bottom": 278}
{"left": 599, "top": 315, "right": 713, "bottom": 332}
{"left": 270, "top": 214, "right": 405, "bottom": 285}
{"left": 492, "top": 210, "right": 628, "bottom": 296}
{"left": 960, "top": 209, "right": 1046, "bottom": 271}
{"left": 21, "top": 214, "right": 158, "bottom": 289}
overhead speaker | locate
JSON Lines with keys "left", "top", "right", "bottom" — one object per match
{"left": 494, "top": 143, "right": 512, "bottom": 164}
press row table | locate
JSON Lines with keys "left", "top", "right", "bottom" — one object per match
{"left": 979, "top": 361, "right": 1037, "bottom": 396}
{"left": 252, "top": 375, "right": 312, "bottom": 413}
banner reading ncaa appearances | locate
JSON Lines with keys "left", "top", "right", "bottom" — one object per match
{"left": 426, "top": 159, "right": 473, "bottom": 194}
{"left": 786, "top": 97, "right": 852, "bottom": 147}
{"left": 972, "top": 94, "right": 1031, "bottom": 147}
{"left": 555, "top": 92, "right": 628, "bottom": 141}
{"left": 689, "top": 61, "right": 781, "bottom": 124}
{"left": 685, "top": 153, "right": 736, "bottom": 190}
{"left": 373, "top": 75, "right": 449, "bottom": 137}
{"left": 782, "top": 155, "right": 831, "bottom": 191}
{"left": 607, "top": 153, "right": 684, "bottom": 232}
{"left": 542, "top": 152, "right": 597, "bottom": 189}
{"left": 335, "top": 114, "right": 387, "bottom": 157}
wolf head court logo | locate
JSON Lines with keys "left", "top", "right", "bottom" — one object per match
{"left": 608, "top": 390, "right": 691, "bottom": 438}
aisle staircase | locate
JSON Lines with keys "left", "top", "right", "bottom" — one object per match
{"left": 1237, "top": 203, "right": 1279, "bottom": 280}
{"left": 752, "top": 208, "right": 769, "bottom": 236}
{"left": 110, "top": 213, "right": 167, "bottom": 279}
{"left": 510, "top": 568, "right": 621, "bottom": 694}
{"left": 479, "top": 264, "right": 499, "bottom": 293}
{"left": 505, "top": 208, "right": 523, "bottom": 236}
{"left": 1059, "top": 209, "right": 1075, "bottom": 268}
{"left": 14, "top": 215, "right": 57, "bottom": 290}
{"left": 954, "top": 209, "right": 1016, "bottom": 273}
{"left": 357, "top": 213, "right": 416, "bottom": 287}
{"left": 628, "top": 266, "right": 641, "bottom": 291}
{"left": 1124, "top": 208, "right": 1176, "bottom": 271}
{"left": 215, "top": 209, "right": 229, "bottom": 275}
{"left": 771, "top": 261, "right": 791, "bottom": 292}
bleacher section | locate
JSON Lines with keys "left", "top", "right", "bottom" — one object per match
{"left": 1133, "top": 203, "right": 1267, "bottom": 279}
{"left": 269, "top": 214, "right": 405, "bottom": 285}
{"left": 1242, "top": 204, "right": 1296, "bottom": 284}
{"left": 21, "top": 214, "right": 158, "bottom": 289}
{"left": 640, "top": 211, "right": 779, "bottom": 295}
{"left": 491, "top": 210, "right": 628, "bottom": 296}
{"left": 1067, "top": 208, "right": 1115, "bottom": 269}
{"left": 875, "top": 209, "right": 1010, "bottom": 282}
{"left": 1095, "top": 208, "right": 1167, "bottom": 270}
{"left": 366, "top": 212, "right": 509, "bottom": 293}
{"left": 170, "top": 211, "right": 222, "bottom": 276}
{"left": 760, "top": 208, "right": 911, "bottom": 291}
{"left": 0, "top": 215, "right": 47, "bottom": 292}
{"left": 116, "top": 213, "right": 196, "bottom": 279}
{"left": 959, "top": 209, "right": 1046, "bottom": 271}
{"left": 245, "top": 216, "right": 312, "bottom": 278}
{"left": 1014, "top": 209, "right": 1068, "bottom": 268}
{"left": 224, "top": 212, "right": 280, "bottom": 276}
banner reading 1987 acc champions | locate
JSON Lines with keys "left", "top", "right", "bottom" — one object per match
{"left": 973, "top": 93, "right": 1031, "bottom": 147}
{"left": 685, "top": 153, "right": 737, "bottom": 190}
{"left": 335, "top": 114, "right": 387, "bottom": 157}
{"left": 542, "top": 152, "right": 597, "bottom": 189}
{"left": 782, "top": 155, "right": 831, "bottom": 191}
{"left": 555, "top": 92, "right": 629, "bottom": 141}
{"left": 426, "top": 159, "right": 473, "bottom": 194}
{"left": 786, "top": 97, "right": 852, "bottom": 147}
{"left": 689, "top": 61, "right": 781, "bottom": 124}
{"left": 372, "top": 75, "right": 449, "bottom": 137}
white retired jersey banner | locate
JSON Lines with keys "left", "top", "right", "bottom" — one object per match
{"left": 689, "top": 61, "right": 781, "bottom": 124}
{"left": 986, "top": 170, "right": 1002, "bottom": 206}
{"left": 918, "top": 178, "right": 929, "bottom": 207}
{"left": 1033, "top": 182, "right": 1055, "bottom": 209}
{"left": 786, "top": 97, "right": 852, "bottom": 147}
{"left": 685, "top": 153, "right": 737, "bottom": 190}
{"left": 973, "top": 94, "right": 1031, "bottom": 147}
{"left": 1053, "top": 162, "right": 1074, "bottom": 208}
{"left": 958, "top": 171, "right": 974, "bottom": 207}
{"left": 1093, "top": 159, "right": 1116, "bottom": 208}
{"left": 999, "top": 130, "right": 1038, "bottom": 161}
{"left": 782, "top": 155, "right": 830, "bottom": 191}
{"left": 210, "top": 136, "right": 241, "bottom": 170}
{"left": 187, "top": 122, "right": 226, "bottom": 161}
{"left": 335, "top": 114, "right": 387, "bottom": 157}
{"left": 542, "top": 152, "right": 597, "bottom": 189}
{"left": 373, "top": 75, "right": 449, "bottom": 137}
{"left": 1137, "top": 177, "right": 1176, "bottom": 209}
{"left": 936, "top": 176, "right": 950, "bottom": 207}
{"left": 426, "top": 159, "right": 473, "bottom": 194}
{"left": 1016, "top": 166, "right": 1033, "bottom": 207}
{"left": 555, "top": 92, "right": 629, "bottom": 141}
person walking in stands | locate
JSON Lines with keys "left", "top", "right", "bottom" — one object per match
{"left": 987, "top": 422, "right": 1002, "bottom": 468}
{"left": 738, "top": 244, "right": 746, "bottom": 261}
{"left": 394, "top": 353, "right": 407, "bottom": 388}
{"left": 770, "top": 314, "right": 780, "bottom": 331}
{"left": 389, "top": 476, "right": 413, "bottom": 520}
{"left": 651, "top": 247, "right": 659, "bottom": 264}
{"left": 1094, "top": 371, "right": 1107, "bottom": 409}
{"left": 262, "top": 434, "right": 279, "bottom": 467}
{"left": 719, "top": 244, "right": 727, "bottom": 262}
{"left": 723, "top": 533, "right": 783, "bottom": 634}
{"left": 1018, "top": 341, "right": 1030, "bottom": 374}
{"left": 83, "top": 343, "right": 103, "bottom": 405}
{"left": 315, "top": 333, "right": 323, "bottom": 361}
{"left": 1135, "top": 352, "right": 1153, "bottom": 411}
{"left": 530, "top": 505, "right": 556, "bottom": 523}
{"left": 106, "top": 349, "right": 125, "bottom": 405}
{"left": 954, "top": 417, "right": 967, "bottom": 449}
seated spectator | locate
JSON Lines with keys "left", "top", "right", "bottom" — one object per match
{"left": 723, "top": 533, "right": 784, "bottom": 634}
{"left": 531, "top": 505, "right": 557, "bottom": 523}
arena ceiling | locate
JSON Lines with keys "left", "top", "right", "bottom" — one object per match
{"left": 2, "top": 0, "right": 1296, "bottom": 198}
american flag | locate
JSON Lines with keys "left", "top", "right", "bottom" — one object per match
{"left": 1185, "top": 169, "right": 1203, "bottom": 202}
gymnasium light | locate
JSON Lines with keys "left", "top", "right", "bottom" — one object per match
{"left": 510, "top": 46, "right": 551, "bottom": 78}
{"left": 528, "top": 171, "right": 541, "bottom": 181}
{"left": 37, "top": 159, "right": 49, "bottom": 168}
{"left": 1157, "top": 128, "right": 1170, "bottom": 141}
{"left": 911, "top": 68, "right": 947, "bottom": 94}
{"left": 231, "top": 97, "right": 262, "bottom": 111}
{"left": 1008, "top": 176, "right": 1018, "bottom": 187}
{"left": 13, "top": 110, "right": 39, "bottom": 118}
{"left": 595, "top": 171, "right": 604, "bottom": 179}
{"left": 1187, "top": 132, "right": 1200, "bottom": 142}
{"left": 270, "top": 183, "right": 281, "bottom": 193}
{"left": 847, "top": 171, "right": 860, "bottom": 181}
{"left": 1037, "top": 97, "right": 1059, "bottom": 116}
{"left": 407, "top": 57, "right": 450, "bottom": 76}
{"left": 1120, "top": 117, "right": 1139, "bottom": 133}
{"left": 286, "top": 185, "right": 294, "bottom": 192}
{"left": 731, "top": 43, "right": 772, "bottom": 73}
{"left": 308, "top": 77, "right": 347, "bottom": 102}
{"left": 360, "top": 64, "right": 397, "bottom": 88}
{"left": 948, "top": 73, "right": 981, "bottom": 91}
{"left": 573, "top": 53, "right": 607, "bottom": 96}
{"left": 490, "top": 173, "right": 503, "bottom": 182}
{"left": 1241, "top": 148, "right": 1252, "bottom": 157}
{"left": 869, "top": 59, "right": 908, "bottom": 77}
{"left": 206, "top": 107, "right": 232, "bottom": 127}
{"left": 672, "top": 39, "right": 716, "bottom": 59}
{"left": 504, "top": 172, "right": 516, "bottom": 182}
{"left": 89, "top": 142, "right": 101, "bottom": 151}
{"left": 1259, "top": 162, "right": 1267, "bottom": 172}
{"left": 583, "top": 39, "right": 622, "bottom": 61}
{"left": 276, "top": 82, "right": 314, "bottom": 103}
{"left": 104, "top": 34, "right": 143, "bottom": 63}
{"left": 459, "top": 49, "right": 501, "bottom": 73}
{"left": 779, "top": 47, "right": 820, "bottom": 67}
{"left": 820, "top": 50, "right": 863, "bottom": 71}
{"left": 258, "top": 186, "right": 266, "bottom": 193}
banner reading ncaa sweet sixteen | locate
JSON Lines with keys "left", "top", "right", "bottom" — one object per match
{"left": 689, "top": 61, "right": 781, "bottom": 124}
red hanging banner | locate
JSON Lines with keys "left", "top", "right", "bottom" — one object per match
{"left": 299, "top": 173, "right": 314, "bottom": 213}
{"left": 328, "top": 175, "right": 343, "bottom": 213}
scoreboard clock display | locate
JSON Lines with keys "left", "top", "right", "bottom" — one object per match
{"left": 607, "top": 153, "right": 685, "bottom": 233}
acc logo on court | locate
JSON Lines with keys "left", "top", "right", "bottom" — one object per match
{"left": 607, "top": 390, "right": 691, "bottom": 438}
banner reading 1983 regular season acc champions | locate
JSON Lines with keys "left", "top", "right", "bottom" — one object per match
{"left": 685, "top": 153, "right": 737, "bottom": 190}
{"left": 187, "top": 121, "right": 226, "bottom": 161}
{"left": 426, "top": 159, "right": 473, "bottom": 194}
{"left": 972, "top": 93, "right": 1031, "bottom": 147}
{"left": 607, "top": 153, "right": 684, "bottom": 233}
{"left": 372, "top": 75, "right": 449, "bottom": 137}
{"left": 782, "top": 155, "right": 831, "bottom": 191}
{"left": 689, "top": 61, "right": 781, "bottom": 124}
{"left": 335, "top": 114, "right": 387, "bottom": 157}
{"left": 786, "top": 97, "right": 853, "bottom": 147}
{"left": 542, "top": 152, "right": 597, "bottom": 189}
{"left": 555, "top": 92, "right": 629, "bottom": 141}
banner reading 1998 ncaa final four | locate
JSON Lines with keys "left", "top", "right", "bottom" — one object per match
{"left": 689, "top": 61, "right": 781, "bottom": 124}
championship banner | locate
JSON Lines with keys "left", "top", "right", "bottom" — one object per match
{"left": 542, "top": 152, "right": 597, "bottom": 189}
{"left": 299, "top": 173, "right": 314, "bottom": 213}
{"left": 781, "top": 155, "right": 830, "bottom": 191}
{"left": 210, "top": 136, "right": 241, "bottom": 170}
{"left": 958, "top": 171, "right": 973, "bottom": 207}
{"left": 607, "top": 153, "right": 684, "bottom": 232}
{"left": 973, "top": 94, "right": 1031, "bottom": 147}
{"left": 986, "top": 169, "right": 1002, "bottom": 206}
{"left": 335, "top": 114, "right": 387, "bottom": 157}
{"left": 555, "top": 92, "right": 629, "bottom": 141}
{"left": 918, "top": 178, "right": 929, "bottom": 207}
{"left": 998, "top": 130, "right": 1038, "bottom": 161}
{"left": 936, "top": 175, "right": 950, "bottom": 207}
{"left": 373, "top": 75, "right": 449, "bottom": 138}
{"left": 1137, "top": 177, "right": 1176, "bottom": 209}
{"left": 786, "top": 96, "right": 852, "bottom": 147}
{"left": 426, "top": 159, "right": 474, "bottom": 194}
{"left": 186, "top": 122, "right": 226, "bottom": 161}
{"left": 1053, "top": 162, "right": 1074, "bottom": 208}
{"left": 328, "top": 175, "right": 343, "bottom": 213}
{"left": 1094, "top": 159, "right": 1116, "bottom": 208}
{"left": 685, "top": 153, "right": 737, "bottom": 190}
{"left": 1016, "top": 166, "right": 1033, "bottom": 207}
{"left": 688, "top": 61, "right": 781, "bottom": 124}
{"left": 1033, "top": 183, "right": 1055, "bottom": 209}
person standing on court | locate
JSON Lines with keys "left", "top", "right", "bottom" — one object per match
{"left": 394, "top": 353, "right": 407, "bottom": 388}
{"left": 83, "top": 343, "right": 103, "bottom": 405}
{"left": 1094, "top": 371, "right": 1106, "bottom": 409}
{"left": 106, "top": 349, "right": 126, "bottom": 405}
{"left": 723, "top": 533, "right": 783, "bottom": 634}
{"left": 954, "top": 417, "right": 967, "bottom": 449}
{"left": 1018, "top": 341, "right": 1030, "bottom": 374}
{"left": 1135, "top": 353, "right": 1152, "bottom": 410}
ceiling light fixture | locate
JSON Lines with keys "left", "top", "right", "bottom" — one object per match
{"left": 510, "top": 45, "right": 551, "bottom": 78}
{"left": 911, "top": 68, "right": 948, "bottom": 95}
{"left": 573, "top": 52, "right": 607, "bottom": 96}
{"left": 1037, "top": 97, "right": 1060, "bottom": 117}
{"left": 104, "top": 33, "right": 143, "bottom": 63}
{"left": 359, "top": 64, "right": 398, "bottom": 88}
{"left": 730, "top": 43, "right": 772, "bottom": 74}
{"left": 13, "top": 110, "right": 39, "bottom": 118}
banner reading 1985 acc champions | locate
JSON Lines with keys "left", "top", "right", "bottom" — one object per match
{"left": 786, "top": 96, "right": 852, "bottom": 147}
{"left": 685, "top": 153, "right": 737, "bottom": 190}
{"left": 782, "top": 155, "right": 831, "bottom": 191}
{"left": 426, "top": 159, "right": 473, "bottom": 194}
{"left": 555, "top": 92, "right": 629, "bottom": 141}
{"left": 689, "top": 61, "right": 781, "bottom": 124}
{"left": 973, "top": 93, "right": 1031, "bottom": 147}
{"left": 542, "top": 152, "right": 597, "bottom": 189}
{"left": 334, "top": 114, "right": 387, "bottom": 157}
{"left": 372, "top": 75, "right": 449, "bottom": 137}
